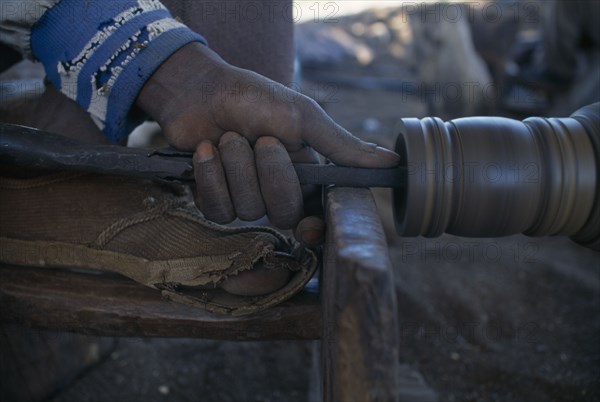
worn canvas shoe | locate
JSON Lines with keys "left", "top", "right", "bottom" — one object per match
{"left": 0, "top": 171, "right": 317, "bottom": 315}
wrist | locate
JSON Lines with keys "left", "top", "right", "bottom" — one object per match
{"left": 136, "top": 42, "right": 227, "bottom": 127}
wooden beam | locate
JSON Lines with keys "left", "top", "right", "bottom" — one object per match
{"left": 322, "top": 187, "right": 400, "bottom": 401}
{"left": 0, "top": 264, "right": 320, "bottom": 340}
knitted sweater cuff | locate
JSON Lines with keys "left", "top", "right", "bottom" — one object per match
{"left": 31, "top": 0, "right": 207, "bottom": 143}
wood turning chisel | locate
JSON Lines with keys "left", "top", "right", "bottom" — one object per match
{"left": 0, "top": 123, "right": 406, "bottom": 188}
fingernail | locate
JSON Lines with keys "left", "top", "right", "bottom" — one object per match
{"left": 295, "top": 216, "right": 325, "bottom": 247}
{"left": 376, "top": 146, "right": 401, "bottom": 164}
{"left": 219, "top": 131, "right": 242, "bottom": 146}
{"left": 256, "top": 136, "right": 281, "bottom": 147}
{"left": 195, "top": 141, "right": 215, "bottom": 162}
{"left": 301, "top": 229, "right": 324, "bottom": 247}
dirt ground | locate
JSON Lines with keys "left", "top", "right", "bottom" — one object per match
{"left": 2, "top": 2, "right": 599, "bottom": 402}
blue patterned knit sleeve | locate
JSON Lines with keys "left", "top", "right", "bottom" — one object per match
{"left": 30, "top": 0, "right": 207, "bottom": 143}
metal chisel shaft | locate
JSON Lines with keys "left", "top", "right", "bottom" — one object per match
{"left": 0, "top": 123, "right": 405, "bottom": 188}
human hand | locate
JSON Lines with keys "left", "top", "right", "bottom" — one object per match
{"left": 137, "top": 42, "right": 400, "bottom": 244}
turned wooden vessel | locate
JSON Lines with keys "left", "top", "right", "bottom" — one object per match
{"left": 394, "top": 103, "right": 599, "bottom": 250}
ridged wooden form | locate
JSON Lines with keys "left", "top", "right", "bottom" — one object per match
{"left": 394, "top": 103, "right": 599, "bottom": 250}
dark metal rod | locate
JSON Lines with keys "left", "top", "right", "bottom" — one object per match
{"left": 0, "top": 123, "right": 405, "bottom": 188}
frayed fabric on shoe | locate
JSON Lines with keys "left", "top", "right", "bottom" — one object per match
{"left": 0, "top": 172, "right": 317, "bottom": 316}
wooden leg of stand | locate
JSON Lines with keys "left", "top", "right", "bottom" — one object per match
{"left": 321, "top": 188, "right": 400, "bottom": 401}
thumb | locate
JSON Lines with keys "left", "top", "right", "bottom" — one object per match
{"left": 224, "top": 74, "right": 401, "bottom": 168}
{"left": 281, "top": 97, "right": 401, "bottom": 168}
